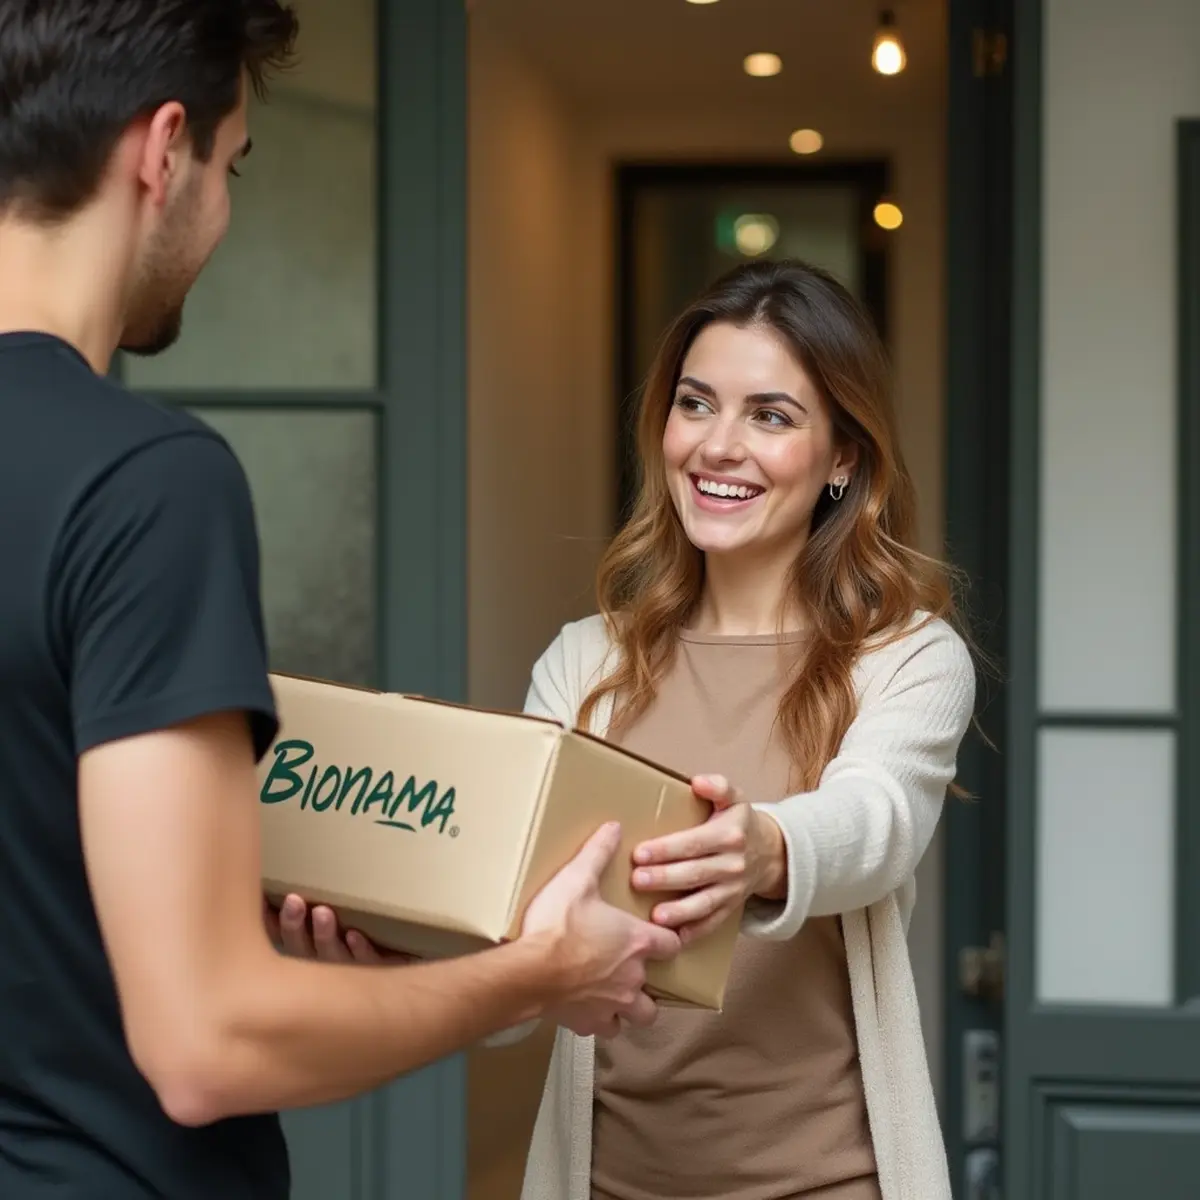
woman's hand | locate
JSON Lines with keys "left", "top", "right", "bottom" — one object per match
{"left": 630, "top": 775, "right": 788, "bottom": 943}
{"left": 263, "top": 895, "right": 415, "bottom": 965}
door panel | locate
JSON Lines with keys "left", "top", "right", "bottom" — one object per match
{"left": 122, "top": 0, "right": 469, "bottom": 1195}
{"left": 1006, "top": 0, "right": 1200, "bottom": 1196}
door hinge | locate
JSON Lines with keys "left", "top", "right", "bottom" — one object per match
{"left": 972, "top": 29, "right": 1008, "bottom": 78}
{"left": 960, "top": 931, "right": 1005, "bottom": 1001}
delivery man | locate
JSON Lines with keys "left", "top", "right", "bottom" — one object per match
{"left": 0, "top": 3, "right": 679, "bottom": 1198}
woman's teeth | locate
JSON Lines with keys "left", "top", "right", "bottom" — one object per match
{"left": 695, "top": 478, "right": 761, "bottom": 500}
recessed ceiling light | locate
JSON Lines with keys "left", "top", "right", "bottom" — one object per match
{"left": 789, "top": 128, "right": 824, "bottom": 155}
{"left": 874, "top": 201, "right": 904, "bottom": 230}
{"left": 743, "top": 52, "right": 783, "bottom": 78}
{"left": 685, "top": 0, "right": 721, "bottom": 5}
{"left": 733, "top": 214, "right": 780, "bottom": 257}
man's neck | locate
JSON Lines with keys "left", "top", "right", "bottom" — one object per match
{"left": 0, "top": 211, "right": 130, "bottom": 375}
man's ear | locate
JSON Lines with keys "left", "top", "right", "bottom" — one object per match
{"left": 132, "top": 102, "right": 190, "bottom": 210}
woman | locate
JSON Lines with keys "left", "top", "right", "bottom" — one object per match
{"left": 511, "top": 258, "right": 973, "bottom": 1200}
{"left": 289, "top": 258, "right": 974, "bottom": 1200}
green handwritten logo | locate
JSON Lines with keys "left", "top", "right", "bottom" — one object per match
{"left": 260, "top": 739, "right": 459, "bottom": 837}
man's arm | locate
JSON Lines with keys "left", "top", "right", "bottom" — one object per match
{"left": 65, "top": 432, "right": 675, "bottom": 1126}
{"left": 81, "top": 710, "right": 671, "bottom": 1125}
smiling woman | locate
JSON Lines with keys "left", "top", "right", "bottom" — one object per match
{"left": 505, "top": 258, "right": 978, "bottom": 1200}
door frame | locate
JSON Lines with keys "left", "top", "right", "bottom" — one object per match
{"left": 941, "top": 0, "right": 1015, "bottom": 1193}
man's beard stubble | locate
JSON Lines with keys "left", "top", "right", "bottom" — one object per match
{"left": 118, "top": 186, "right": 200, "bottom": 358}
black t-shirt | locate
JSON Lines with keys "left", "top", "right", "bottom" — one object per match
{"left": 0, "top": 332, "right": 288, "bottom": 1198}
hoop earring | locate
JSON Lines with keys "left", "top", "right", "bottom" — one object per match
{"left": 829, "top": 476, "right": 848, "bottom": 502}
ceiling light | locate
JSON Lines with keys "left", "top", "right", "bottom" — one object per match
{"left": 685, "top": 0, "right": 721, "bottom": 5}
{"left": 743, "top": 52, "right": 783, "bottom": 78}
{"left": 871, "top": 10, "right": 907, "bottom": 75}
{"left": 874, "top": 201, "right": 903, "bottom": 230}
{"left": 789, "top": 128, "right": 824, "bottom": 155}
{"left": 733, "top": 213, "right": 780, "bottom": 257}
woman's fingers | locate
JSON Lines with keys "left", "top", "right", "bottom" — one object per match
{"left": 632, "top": 851, "right": 744, "bottom": 894}
{"left": 634, "top": 810, "right": 747, "bottom": 868}
{"left": 677, "top": 905, "right": 738, "bottom": 946}
{"left": 649, "top": 881, "right": 742, "bottom": 930}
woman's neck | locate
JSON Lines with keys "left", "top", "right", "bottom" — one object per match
{"left": 690, "top": 548, "right": 803, "bottom": 637}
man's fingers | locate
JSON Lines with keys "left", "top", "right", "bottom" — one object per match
{"left": 640, "top": 921, "right": 683, "bottom": 961}
{"left": 311, "top": 906, "right": 353, "bottom": 963}
{"left": 624, "top": 992, "right": 658, "bottom": 1029}
{"left": 278, "top": 894, "right": 315, "bottom": 958}
{"left": 565, "top": 822, "right": 622, "bottom": 886}
{"left": 345, "top": 930, "right": 384, "bottom": 964}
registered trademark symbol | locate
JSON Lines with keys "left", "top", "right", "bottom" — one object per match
{"left": 450, "top": 826, "right": 460, "bottom": 838}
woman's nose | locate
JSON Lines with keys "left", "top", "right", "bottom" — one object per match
{"left": 700, "top": 418, "right": 747, "bottom": 463}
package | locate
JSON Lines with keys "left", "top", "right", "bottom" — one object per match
{"left": 257, "top": 673, "right": 741, "bottom": 1009}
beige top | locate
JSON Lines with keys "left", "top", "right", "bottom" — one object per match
{"left": 590, "top": 630, "right": 878, "bottom": 1200}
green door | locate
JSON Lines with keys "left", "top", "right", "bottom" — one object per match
{"left": 1000, "top": 0, "right": 1200, "bottom": 1196}
{"left": 120, "top": 0, "right": 469, "bottom": 1194}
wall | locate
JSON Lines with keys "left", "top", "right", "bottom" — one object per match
{"left": 1035, "top": 0, "right": 1200, "bottom": 1006}
{"left": 465, "top": 14, "right": 609, "bottom": 1200}
{"left": 466, "top": 11, "right": 612, "bottom": 714}
{"left": 466, "top": 16, "right": 949, "bottom": 1196}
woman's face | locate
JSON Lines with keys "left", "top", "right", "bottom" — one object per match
{"left": 662, "top": 320, "right": 854, "bottom": 561}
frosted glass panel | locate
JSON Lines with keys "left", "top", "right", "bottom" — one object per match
{"left": 1038, "top": 0, "right": 1177, "bottom": 712}
{"left": 1036, "top": 728, "right": 1175, "bottom": 1005}
{"left": 125, "top": 0, "right": 377, "bottom": 390}
{"left": 190, "top": 407, "right": 377, "bottom": 686}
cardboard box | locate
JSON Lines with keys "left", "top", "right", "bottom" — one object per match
{"left": 257, "top": 674, "right": 741, "bottom": 1010}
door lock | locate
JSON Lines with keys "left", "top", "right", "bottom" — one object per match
{"left": 960, "top": 931, "right": 1005, "bottom": 1001}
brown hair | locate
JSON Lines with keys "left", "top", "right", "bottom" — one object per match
{"left": 579, "top": 258, "right": 973, "bottom": 791}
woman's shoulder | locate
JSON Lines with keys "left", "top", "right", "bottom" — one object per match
{"left": 854, "top": 611, "right": 976, "bottom": 699}
{"left": 532, "top": 613, "right": 615, "bottom": 693}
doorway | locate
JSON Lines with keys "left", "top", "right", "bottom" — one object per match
{"left": 465, "top": 1, "right": 963, "bottom": 1197}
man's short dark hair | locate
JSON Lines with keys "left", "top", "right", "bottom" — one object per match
{"left": 0, "top": 0, "right": 299, "bottom": 221}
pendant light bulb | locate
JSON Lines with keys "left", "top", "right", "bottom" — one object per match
{"left": 871, "top": 10, "right": 907, "bottom": 76}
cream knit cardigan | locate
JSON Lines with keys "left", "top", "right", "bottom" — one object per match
{"left": 495, "top": 612, "right": 975, "bottom": 1200}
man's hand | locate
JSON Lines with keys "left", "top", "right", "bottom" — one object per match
{"left": 521, "top": 822, "right": 681, "bottom": 1038}
{"left": 264, "top": 896, "right": 413, "bottom": 965}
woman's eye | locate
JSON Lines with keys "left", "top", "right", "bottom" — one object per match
{"left": 755, "top": 408, "right": 791, "bottom": 427}
{"left": 675, "top": 395, "right": 710, "bottom": 413}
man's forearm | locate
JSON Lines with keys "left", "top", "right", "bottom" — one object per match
{"left": 154, "top": 935, "right": 566, "bottom": 1125}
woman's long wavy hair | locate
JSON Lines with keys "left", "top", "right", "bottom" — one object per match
{"left": 578, "top": 258, "right": 973, "bottom": 792}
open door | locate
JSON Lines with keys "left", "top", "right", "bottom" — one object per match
{"left": 943, "top": 0, "right": 1012, "bottom": 1194}
{"left": 999, "top": 0, "right": 1200, "bottom": 1196}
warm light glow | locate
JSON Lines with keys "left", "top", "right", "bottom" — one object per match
{"left": 789, "top": 128, "right": 824, "bottom": 155}
{"left": 874, "top": 201, "right": 903, "bottom": 230}
{"left": 685, "top": 0, "right": 721, "bottom": 5}
{"left": 743, "top": 52, "right": 783, "bottom": 78}
{"left": 871, "top": 10, "right": 907, "bottom": 75}
{"left": 733, "top": 213, "right": 780, "bottom": 257}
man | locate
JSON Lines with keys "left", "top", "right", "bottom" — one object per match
{"left": 0, "top": 3, "right": 679, "bottom": 1197}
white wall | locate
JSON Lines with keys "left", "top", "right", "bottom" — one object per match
{"left": 465, "top": 13, "right": 950, "bottom": 1196}
{"left": 465, "top": 15, "right": 609, "bottom": 1200}
{"left": 1036, "top": 0, "right": 1200, "bottom": 1006}
{"left": 466, "top": 11, "right": 612, "bottom": 714}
